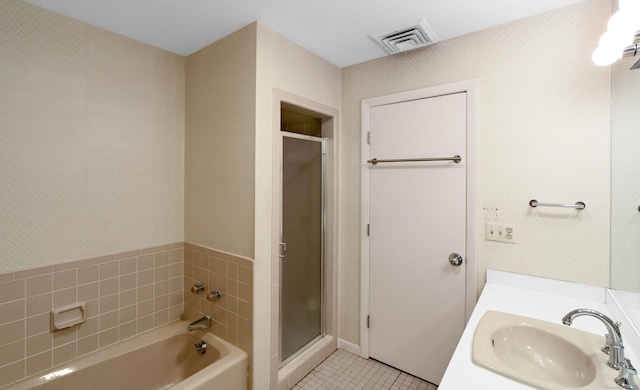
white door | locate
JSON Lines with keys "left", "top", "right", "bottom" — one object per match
{"left": 368, "top": 93, "right": 467, "bottom": 385}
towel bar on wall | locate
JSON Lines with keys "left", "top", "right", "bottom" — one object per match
{"left": 367, "top": 155, "right": 461, "bottom": 165}
{"left": 529, "top": 200, "right": 585, "bottom": 210}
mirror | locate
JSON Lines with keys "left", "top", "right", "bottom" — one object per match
{"left": 611, "top": 54, "right": 640, "bottom": 294}
{"left": 610, "top": 23, "right": 640, "bottom": 334}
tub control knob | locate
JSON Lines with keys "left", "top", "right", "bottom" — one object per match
{"left": 207, "top": 290, "right": 222, "bottom": 302}
{"left": 191, "top": 283, "right": 205, "bottom": 294}
{"left": 195, "top": 341, "right": 207, "bottom": 355}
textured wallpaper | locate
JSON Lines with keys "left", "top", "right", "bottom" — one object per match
{"left": 184, "top": 24, "right": 257, "bottom": 259}
{"left": 611, "top": 54, "right": 640, "bottom": 292}
{"left": 0, "top": 1, "right": 185, "bottom": 272}
{"left": 340, "top": 0, "right": 611, "bottom": 345}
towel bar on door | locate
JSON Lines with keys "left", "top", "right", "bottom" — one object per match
{"left": 529, "top": 200, "right": 585, "bottom": 210}
{"left": 367, "top": 155, "right": 461, "bottom": 165}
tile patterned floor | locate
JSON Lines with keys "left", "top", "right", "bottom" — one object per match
{"left": 292, "top": 349, "right": 439, "bottom": 390}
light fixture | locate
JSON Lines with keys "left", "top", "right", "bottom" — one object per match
{"left": 593, "top": 2, "right": 640, "bottom": 67}
{"left": 619, "top": 0, "right": 640, "bottom": 13}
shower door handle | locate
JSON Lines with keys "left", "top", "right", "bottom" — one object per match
{"left": 279, "top": 242, "right": 287, "bottom": 259}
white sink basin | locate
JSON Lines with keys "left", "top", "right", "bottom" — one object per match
{"left": 472, "top": 310, "right": 620, "bottom": 389}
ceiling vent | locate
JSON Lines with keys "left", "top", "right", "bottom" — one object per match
{"left": 369, "top": 18, "right": 439, "bottom": 55}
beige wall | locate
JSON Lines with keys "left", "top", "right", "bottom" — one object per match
{"left": 185, "top": 24, "right": 257, "bottom": 258}
{"left": 340, "top": 0, "right": 611, "bottom": 345}
{"left": 254, "top": 23, "right": 342, "bottom": 390}
{"left": 0, "top": 0, "right": 185, "bottom": 273}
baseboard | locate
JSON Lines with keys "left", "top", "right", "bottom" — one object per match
{"left": 337, "top": 338, "right": 362, "bottom": 356}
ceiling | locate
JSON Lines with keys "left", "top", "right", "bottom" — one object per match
{"left": 23, "top": 0, "right": 585, "bottom": 68}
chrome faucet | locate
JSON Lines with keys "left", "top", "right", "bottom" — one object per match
{"left": 562, "top": 308, "right": 624, "bottom": 370}
{"left": 187, "top": 315, "right": 212, "bottom": 331}
{"left": 616, "top": 358, "right": 639, "bottom": 390}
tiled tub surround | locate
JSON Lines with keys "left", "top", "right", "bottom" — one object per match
{"left": 0, "top": 243, "right": 184, "bottom": 388}
{"left": 183, "top": 243, "right": 253, "bottom": 369}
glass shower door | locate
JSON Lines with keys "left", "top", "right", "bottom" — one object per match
{"left": 280, "top": 133, "right": 324, "bottom": 364}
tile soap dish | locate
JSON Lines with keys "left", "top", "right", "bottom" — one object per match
{"left": 51, "top": 302, "right": 86, "bottom": 330}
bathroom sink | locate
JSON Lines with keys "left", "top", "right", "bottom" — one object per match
{"left": 472, "top": 310, "right": 619, "bottom": 389}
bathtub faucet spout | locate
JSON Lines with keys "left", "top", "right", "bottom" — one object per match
{"left": 188, "top": 315, "right": 212, "bottom": 331}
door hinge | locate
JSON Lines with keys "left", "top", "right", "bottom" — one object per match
{"left": 367, "top": 315, "right": 370, "bottom": 328}
{"left": 367, "top": 131, "right": 371, "bottom": 145}
{"left": 367, "top": 224, "right": 370, "bottom": 236}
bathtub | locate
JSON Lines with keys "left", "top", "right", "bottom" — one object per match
{"left": 6, "top": 320, "right": 248, "bottom": 390}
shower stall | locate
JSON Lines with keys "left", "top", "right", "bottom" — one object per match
{"left": 279, "top": 132, "right": 325, "bottom": 365}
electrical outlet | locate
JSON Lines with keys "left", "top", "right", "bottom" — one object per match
{"left": 485, "top": 222, "right": 516, "bottom": 244}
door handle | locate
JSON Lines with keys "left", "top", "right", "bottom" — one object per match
{"left": 448, "top": 253, "right": 463, "bottom": 266}
{"left": 279, "top": 242, "right": 287, "bottom": 259}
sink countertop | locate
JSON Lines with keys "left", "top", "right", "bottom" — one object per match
{"left": 439, "top": 270, "right": 640, "bottom": 389}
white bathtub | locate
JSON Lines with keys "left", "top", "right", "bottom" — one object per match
{"left": 6, "top": 320, "right": 248, "bottom": 390}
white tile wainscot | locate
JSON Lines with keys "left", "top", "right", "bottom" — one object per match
{"left": 439, "top": 270, "right": 640, "bottom": 389}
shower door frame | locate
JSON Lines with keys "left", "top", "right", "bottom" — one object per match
{"left": 279, "top": 131, "right": 327, "bottom": 367}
